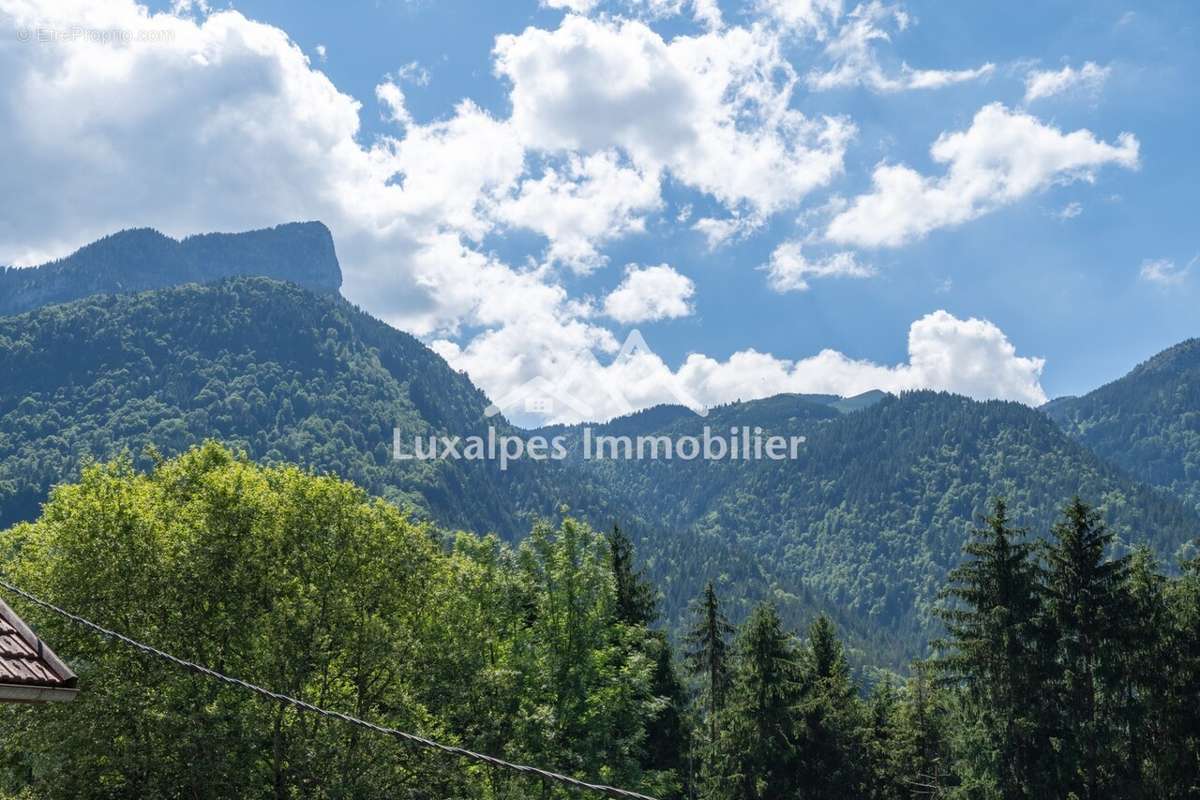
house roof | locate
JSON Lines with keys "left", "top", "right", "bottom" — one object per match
{"left": 0, "top": 597, "right": 78, "bottom": 703}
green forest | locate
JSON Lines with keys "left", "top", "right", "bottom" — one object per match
{"left": 1046, "top": 338, "right": 1200, "bottom": 512}
{"left": 4, "top": 278, "right": 1198, "bottom": 669}
{"left": 3, "top": 230, "right": 1200, "bottom": 798}
{"left": 2, "top": 446, "right": 1198, "bottom": 799}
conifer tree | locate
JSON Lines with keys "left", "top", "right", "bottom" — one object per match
{"left": 893, "top": 662, "right": 950, "bottom": 799}
{"left": 609, "top": 524, "right": 658, "bottom": 626}
{"left": 685, "top": 582, "right": 734, "bottom": 751}
{"left": 1044, "top": 497, "right": 1131, "bottom": 799}
{"left": 719, "top": 601, "right": 803, "bottom": 800}
{"left": 1113, "top": 547, "right": 1171, "bottom": 794}
{"left": 606, "top": 526, "right": 687, "bottom": 795}
{"left": 797, "top": 615, "right": 863, "bottom": 798}
{"left": 934, "top": 498, "right": 1054, "bottom": 800}
{"left": 1160, "top": 548, "right": 1200, "bottom": 795}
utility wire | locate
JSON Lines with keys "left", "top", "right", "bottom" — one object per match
{"left": 0, "top": 577, "right": 658, "bottom": 800}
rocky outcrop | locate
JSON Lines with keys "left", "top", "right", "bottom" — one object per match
{"left": 0, "top": 221, "right": 342, "bottom": 317}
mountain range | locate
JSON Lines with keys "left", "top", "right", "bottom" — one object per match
{"left": 2, "top": 223, "right": 1197, "bottom": 666}
{"left": 1044, "top": 338, "right": 1200, "bottom": 512}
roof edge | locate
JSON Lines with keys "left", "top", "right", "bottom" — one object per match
{"left": 0, "top": 683, "right": 78, "bottom": 703}
{"left": 0, "top": 596, "right": 77, "bottom": 688}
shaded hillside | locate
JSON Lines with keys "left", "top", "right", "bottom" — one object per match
{"left": 544, "top": 392, "right": 1200, "bottom": 644}
{"left": 3, "top": 224, "right": 1197, "bottom": 663}
{"left": 0, "top": 221, "right": 342, "bottom": 316}
{"left": 0, "top": 278, "right": 906, "bottom": 665}
{"left": 0, "top": 277, "right": 562, "bottom": 535}
{"left": 1045, "top": 338, "right": 1200, "bottom": 512}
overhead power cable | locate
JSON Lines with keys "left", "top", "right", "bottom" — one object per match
{"left": 0, "top": 577, "right": 658, "bottom": 800}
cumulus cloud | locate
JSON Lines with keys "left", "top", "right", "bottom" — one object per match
{"left": 1025, "top": 61, "right": 1111, "bottom": 103}
{"left": 827, "top": 103, "right": 1139, "bottom": 248}
{"left": 763, "top": 241, "right": 874, "bottom": 292}
{"left": 675, "top": 310, "right": 1046, "bottom": 408}
{"left": 494, "top": 14, "right": 854, "bottom": 216}
{"left": 804, "top": 1, "right": 994, "bottom": 92}
{"left": 1139, "top": 257, "right": 1194, "bottom": 286}
{"left": 457, "top": 309, "right": 1048, "bottom": 425}
{"left": 603, "top": 263, "right": 695, "bottom": 323}
{"left": 496, "top": 151, "right": 662, "bottom": 272}
{"left": 0, "top": 1, "right": 1053, "bottom": 428}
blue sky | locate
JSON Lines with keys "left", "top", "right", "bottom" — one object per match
{"left": 4, "top": 0, "right": 1198, "bottom": 422}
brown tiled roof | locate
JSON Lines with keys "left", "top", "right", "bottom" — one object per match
{"left": 0, "top": 597, "right": 77, "bottom": 701}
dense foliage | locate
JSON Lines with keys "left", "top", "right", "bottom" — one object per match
{"left": 0, "top": 277, "right": 576, "bottom": 536}
{"left": 2, "top": 450, "right": 1197, "bottom": 798}
{"left": 1046, "top": 338, "right": 1200, "bottom": 512}
{"left": 547, "top": 392, "right": 1200, "bottom": 649}
{"left": 3, "top": 279, "right": 1198, "bottom": 666}
{"left": 0, "top": 445, "right": 683, "bottom": 799}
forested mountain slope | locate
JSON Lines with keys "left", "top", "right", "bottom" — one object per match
{"left": 1045, "top": 337, "right": 1200, "bottom": 512}
{"left": 0, "top": 221, "right": 341, "bottom": 316}
{"left": 4, "top": 224, "right": 1198, "bottom": 664}
{"left": 0, "top": 277, "right": 895, "bottom": 662}
{"left": 0, "top": 277, "right": 567, "bottom": 534}
{"left": 546, "top": 392, "right": 1200, "bottom": 644}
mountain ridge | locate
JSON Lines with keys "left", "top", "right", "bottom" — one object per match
{"left": 1045, "top": 337, "right": 1200, "bottom": 512}
{"left": 0, "top": 221, "right": 342, "bottom": 317}
{"left": 3, "top": 224, "right": 1199, "bottom": 667}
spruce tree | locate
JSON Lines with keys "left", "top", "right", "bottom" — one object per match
{"left": 609, "top": 524, "right": 657, "bottom": 626}
{"left": 1044, "top": 497, "right": 1131, "bottom": 800}
{"left": 686, "top": 582, "right": 734, "bottom": 750}
{"left": 606, "top": 526, "right": 687, "bottom": 794}
{"left": 797, "top": 615, "right": 863, "bottom": 797}
{"left": 1160, "top": 549, "right": 1200, "bottom": 796}
{"left": 893, "top": 662, "right": 949, "bottom": 799}
{"left": 720, "top": 601, "right": 803, "bottom": 800}
{"left": 934, "top": 498, "right": 1054, "bottom": 800}
{"left": 1113, "top": 547, "right": 1171, "bottom": 795}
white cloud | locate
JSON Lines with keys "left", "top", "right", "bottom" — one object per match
{"left": 494, "top": 15, "right": 854, "bottom": 216}
{"left": 460, "top": 309, "right": 1047, "bottom": 424}
{"left": 396, "top": 61, "right": 431, "bottom": 87}
{"left": 1024, "top": 61, "right": 1111, "bottom": 103}
{"left": 170, "top": 0, "right": 209, "bottom": 15}
{"left": 496, "top": 151, "right": 662, "bottom": 272}
{"left": 805, "top": 1, "right": 994, "bottom": 93}
{"left": 603, "top": 263, "right": 695, "bottom": 323}
{"left": 618, "top": 0, "right": 725, "bottom": 30}
{"left": 692, "top": 215, "right": 760, "bottom": 249}
{"left": 542, "top": 0, "right": 600, "bottom": 12}
{"left": 756, "top": 0, "right": 843, "bottom": 38}
{"left": 314, "top": 43, "right": 327, "bottom": 62}
{"left": 763, "top": 240, "right": 874, "bottom": 291}
{"left": 1054, "top": 201, "right": 1083, "bottom": 220}
{"left": 689, "top": 0, "right": 723, "bottom": 29}
{"left": 674, "top": 309, "right": 1046, "bottom": 409}
{"left": 0, "top": 2, "right": 1051, "bottom": 428}
{"left": 1139, "top": 257, "right": 1194, "bottom": 286}
{"left": 375, "top": 81, "right": 411, "bottom": 126}
{"left": 827, "top": 103, "right": 1139, "bottom": 248}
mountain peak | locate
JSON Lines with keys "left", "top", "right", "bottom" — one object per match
{"left": 0, "top": 221, "right": 341, "bottom": 317}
